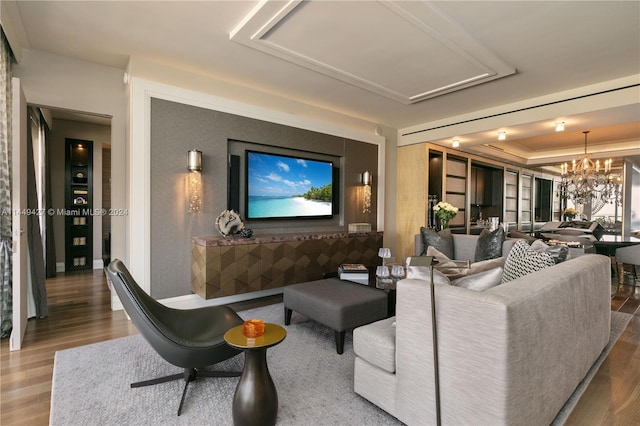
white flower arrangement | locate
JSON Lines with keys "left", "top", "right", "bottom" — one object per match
{"left": 433, "top": 201, "right": 458, "bottom": 222}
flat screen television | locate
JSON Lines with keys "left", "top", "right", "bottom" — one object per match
{"left": 245, "top": 150, "right": 334, "bottom": 220}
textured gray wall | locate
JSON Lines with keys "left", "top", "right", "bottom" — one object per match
{"left": 150, "top": 98, "right": 378, "bottom": 298}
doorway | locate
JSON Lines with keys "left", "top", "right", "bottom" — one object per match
{"left": 39, "top": 107, "right": 112, "bottom": 273}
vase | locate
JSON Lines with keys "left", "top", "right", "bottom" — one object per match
{"left": 440, "top": 219, "right": 449, "bottom": 230}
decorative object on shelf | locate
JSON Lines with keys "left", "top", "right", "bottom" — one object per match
{"left": 215, "top": 209, "right": 245, "bottom": 237}
{"left": 242, "top": 319, "right": 265, "bottom": 338}
{"left": 427, "top": 195, "right": 439, "bottom": 229}
{"left": 348, "top": 222, "right": 371, "bottom": 232}
{"left": 558, "top": 131, "right": 622, "bottom": 212}
{"left": 239, "top": 228, "right": 253, "bottom": 238}
{"left": 361, "top": 170, "right": 372, "bottom": 216}
{"left": 187, "top": 149, "right": 203, "bottom": 214}
{"left": 432, "top": 201, "right": 458, "bottom": 230}
{"left": 563, "top": 207, "right": 578, "bottom": 221}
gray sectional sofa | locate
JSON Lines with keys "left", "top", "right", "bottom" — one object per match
{"left": 353, "top": 245, "right": 611, "bottom": 425}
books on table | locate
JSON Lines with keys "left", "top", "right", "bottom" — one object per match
{"left": 338, "top": 264, "right": 369, "bottom": 285}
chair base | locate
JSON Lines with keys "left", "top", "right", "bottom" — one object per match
{"left": 131, "top": 367, "right": 241, "bottom": 415}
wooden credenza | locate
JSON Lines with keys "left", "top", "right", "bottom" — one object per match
{"left": 191, "top": 231, "right": 383, "bottom": 299}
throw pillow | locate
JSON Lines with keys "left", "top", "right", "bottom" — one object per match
{"left": 451, "top": 267, "right": 504, "bottom": 291}
{"left": 420, "top": 227, "right": 454, "bottom": 259}
{"left": 501, "top": 240, "right": 555, "bottom": 283}
{"left": 475, "top": 227, "right": 505, "bottom": 262}
{"left": 405, "top": 265, "right": 450, "bottom": 286}
{"left": 507, "top": 230, "right": 538, "bottom": 244}
{"left": 530, "top": 240, "right": 571, "bottom": 264}
{"left": 426, "top": 246, "right": 505, "bottom": 279}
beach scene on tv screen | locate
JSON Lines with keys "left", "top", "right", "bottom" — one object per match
{"left": 247, "top": 151, "right": 332, "bottom": 218}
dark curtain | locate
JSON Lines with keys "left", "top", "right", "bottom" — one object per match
{"left": 26, "top": 118, "right": 48, "bottom": 318}
{"left": 43, "top": 115, "right": 56, "bottom": 278}
{"left": 1, "top": 30, "right": 14, "bottom": 338}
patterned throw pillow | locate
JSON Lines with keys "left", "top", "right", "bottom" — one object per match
{"left": 501, "top": 240, "right": 555, "bottom": 283}
{"left": 420, "top": 227, "right": 454, "bottom": 259}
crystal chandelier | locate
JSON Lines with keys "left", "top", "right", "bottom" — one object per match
{"left": 559, "top": 131, "right": 622, "bottom": 210}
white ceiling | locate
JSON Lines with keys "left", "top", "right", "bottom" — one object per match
{"left": 8, "top": 0, "right": 640, "bottom": 166}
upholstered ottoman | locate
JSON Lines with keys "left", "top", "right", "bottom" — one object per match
{"left": 283, "top": 278, "right": 388, "bottom": 354}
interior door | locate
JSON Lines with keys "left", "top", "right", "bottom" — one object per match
{"left": 10, "top": 77, "right": 27, "bottom": 351}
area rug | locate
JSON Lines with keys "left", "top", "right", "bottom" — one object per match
{"left": 50, "top": 305, "right": 632, "bottom": 426}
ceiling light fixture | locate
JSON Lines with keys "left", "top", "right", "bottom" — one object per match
{"left": 555, "top": 121, "right": 565, "bottom": 132}
{"left": 558, "top": 131, "right": 621, "bottom": 211}
{"left": 497, "top": 131, "right": 506, "bottom": 140}
{"left": 452, "top": 139, "right": 460, "bottom": 148}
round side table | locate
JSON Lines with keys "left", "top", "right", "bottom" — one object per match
{"left": 224, "top": 323, "right": 286, "bottom": 426}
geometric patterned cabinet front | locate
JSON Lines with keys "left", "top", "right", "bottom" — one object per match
{"left": 191, "top": 231, "right": 383, "bottom": 299}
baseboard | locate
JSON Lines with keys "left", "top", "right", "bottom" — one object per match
{"left": 162, "top": 287, "right": 284, "bottom": 309}
{"left": 56, "top": 260, "right": 104, "bottom": 272}
{"left": 110, "top": 287, "right": 284, "bottom": 311}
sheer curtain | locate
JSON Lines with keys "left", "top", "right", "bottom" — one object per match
{"left": 1, "top": 30, "right": 14, "bottom": 338}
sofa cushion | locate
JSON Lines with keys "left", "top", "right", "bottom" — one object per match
{"left": 419, "top": 227, "right": 453, "bottom": 258}
{"left": 353, "top": 317, "right": 397, "bottom": 373}
{"left": 530, "top": 239, "right": 571, "bottom": 264}
{"left": 475, "top": 228, "right": 506, "bottom": 262}
{"left": 502, "top": 240, "right": 555, "bottom": 283}
{"left": 507, "top": 230, "right": 538, "bottom": 244}
{"left": 426, "top": 246, "right": 505, "bottom": 279}
{"left": 406, "top": 264, "right": 451, "bottom": 285}
{"left": 451, "top": 267, "right": 504, "bottom": 291}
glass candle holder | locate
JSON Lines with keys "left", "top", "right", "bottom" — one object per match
{"left": 376, "top": 265, "right": 392, "bottom": 288}
{"left": 378, "top": 248, "right": 391, "bottom": 265}
{"left": 391, "top": 265, "right": 405, "bottom": 286}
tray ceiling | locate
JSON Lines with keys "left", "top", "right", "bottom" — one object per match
{"left": 231, "top": 0, "right": 515, "bottom": 104}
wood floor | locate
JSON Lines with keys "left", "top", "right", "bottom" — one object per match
{"left": 1, "top": 270, "right": 639, "bottom": 425}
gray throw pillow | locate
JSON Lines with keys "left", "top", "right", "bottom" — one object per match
{"left": 451, "top": 267, "right": 504, "bottom": 291}
{"left": 475, "top": 227, "right": 505, "bottom": 262}
{"left": 530, "top": 239, "right": 571, "bottom": 264}
{"left": 420, "top": 227, "right": 454, "bottom": 259}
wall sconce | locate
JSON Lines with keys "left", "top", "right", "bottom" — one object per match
{"left": 362, "top": 171, "right": 372, "bottom": 215}
{"left": 452, "top": 139, "right": 460, "bottom": 148}
{"left": 188, "top": 149, "right": 202, "bottom": 214}
{"left": 555, "top": 121, "right": 565, "bottom": 132}
{"left": 497, "top": 131, "right": 506, "bottom": 140}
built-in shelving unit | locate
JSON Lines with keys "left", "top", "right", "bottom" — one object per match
{"left": 65, "top": 139, "right": 93, "bottom": 271}
{"left": 504, "top": 170, "right": 518, "bottom": 226}
{"left": 520, "top": 173, "right": 533, "bottom": 231}
{"left": 445, "top": 156, "right": 467, "bottom": 230}
{"left": 395, "top": 142, "right": 567, "bottom": 259}
{"left": 552, "top": 179, "right": 563, "bottom": 221}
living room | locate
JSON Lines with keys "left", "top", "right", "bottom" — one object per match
{"left": 1, "top": 1, "right": 640, "bottom": 425}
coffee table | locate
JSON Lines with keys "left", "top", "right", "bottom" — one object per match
{"left": 224, "top": 323, "right": 286, "bottom": 426}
